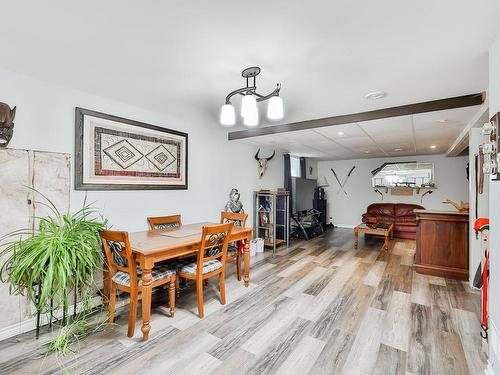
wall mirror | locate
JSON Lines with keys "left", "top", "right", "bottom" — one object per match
{"left": 371, "top": 162, "right": 435, "bottom": 188}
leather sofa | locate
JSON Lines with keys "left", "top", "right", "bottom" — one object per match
{"left": 361, "top": 203, "right": 424, "bottom": 240}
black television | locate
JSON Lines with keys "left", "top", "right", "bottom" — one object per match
{"left": 292, "top": 177, "right": 317, "bottom": 213}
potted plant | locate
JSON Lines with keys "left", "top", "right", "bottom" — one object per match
{"left": 0, "top": 190, "right": 107, "bottom": 355}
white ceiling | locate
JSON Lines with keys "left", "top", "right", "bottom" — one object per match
{"left": 236, "top": 106, "right": 481, "bottom": 159}
{"left": 0, "top": 1, "right": 498, "bottom": 148}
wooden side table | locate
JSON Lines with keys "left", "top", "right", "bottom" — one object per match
{"left": 354, "top": 223, "right": 394, "bottom": 250}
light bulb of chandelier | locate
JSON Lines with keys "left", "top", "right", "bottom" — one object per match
{"left": 241, "top": 94, "right": 257, "bottom": 118}
{"left": 243, "top": 107, "right": 259, "bottom": 127}
{"left": 219, "top": 104, "right": 236, "bottom": 127}
{"left": 267, "top": 95, "right": 284, "bottom": 120}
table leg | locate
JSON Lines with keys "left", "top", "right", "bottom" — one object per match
{"left": 102, "top": 267, "right": 111, "bottom": 310}
{"left": 141, "top": 268, "right": 153, "bottom": 341}
{"left": 354, "top": 229, "right": 359, "bottom": 249}
{"left": 244, "top": 237, "right": 250, "bottom": 287}
{"left": 384, "top": 234, "right": 389, "bottom": 251}
{"left": 169, "top": 279, "right": 176, "bottom": 318}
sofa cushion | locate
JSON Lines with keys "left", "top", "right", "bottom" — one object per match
{"left": 366, "top": 204, "right": 395, "bottom": 217}
{"left": 396, "top": 215, "right": 417, "bottom": 224}
{"left": 395, "top": 204, "right": 424, "bottom": 217}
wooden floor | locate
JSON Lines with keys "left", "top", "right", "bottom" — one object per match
{"left": 0, "top": 228, "right": 486, "bottom": 374}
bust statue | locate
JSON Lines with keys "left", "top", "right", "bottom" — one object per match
{"left": 0, "top": 102, "right": 16, "bottom": 148}
{"left": 225, "top": 188, "right": 244, "bottom": 213}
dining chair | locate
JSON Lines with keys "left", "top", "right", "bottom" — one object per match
{"left": 100, "top": 229, "right": 177, "bottom": 337}
{"left": 147, "top": 214, "right": 182, "bottom": 230}
{"left": 220, "top": 211, "right": 248, "bottom": 281}
{"left": 176, "top": 222, "right": 234, "bottom": 318}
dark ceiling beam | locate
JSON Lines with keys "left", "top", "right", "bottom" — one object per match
{"left": 228, "top": 92, "right": 485, "bottom": 140}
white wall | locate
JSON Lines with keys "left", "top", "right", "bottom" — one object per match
{"left": 317, "top": 154, "right": 468, "bottom": 228}
{"left": 488, "top": 30, "right": 500, "bottom": 375}
{"left": 0, "top": 67, "right": 284, "bottom": 232}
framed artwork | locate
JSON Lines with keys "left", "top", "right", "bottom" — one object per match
{"left": 75, "top": 107, "right": 188, "bottom": 190}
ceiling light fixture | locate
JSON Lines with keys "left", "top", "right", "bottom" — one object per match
{"left": 394, "top": 148, "right": 403, "bottom": 152}
{"left": 338, "top": 131, "right": 344, "bottom": 136}
{"left": 219, "top": 67, "right": 283, "bottom": 127}
{"left": 436, "top": 119, "right": 448, "bottom": 123}
{"left": 364, "top": 91, "right": 387, "bottom": 100}
{"left": 430, "top": 145, "right": 437, "bottom": 149}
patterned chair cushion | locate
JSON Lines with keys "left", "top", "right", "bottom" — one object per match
{"left": 154, "top": 222, "right": 180, "bottom": 229}
{"left": 106, "top": 240, "right": 128, "bottom": 267}
{"left": 177, "top": 259, "right": 223, "bottom": 275}
{"left": 112, "top": 265, "right": 176, "bottom": 287}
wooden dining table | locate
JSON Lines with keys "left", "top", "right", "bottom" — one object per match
{"left": 103, "top": 222, "right": 253, "bottom": 341}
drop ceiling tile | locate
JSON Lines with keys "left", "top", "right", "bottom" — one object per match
{"left": 380, "top": 142, "right": 414, "bottom": 153}
{"left": 312, "top": 141, "right": 347, "bottom": 152}
{"left": 358, "top": 116, "right": 413, "bottom": 136}
{"left": 412, "top": 106, "right": 480, "bottom": 130}
{"left": 314, "top": 124, "right": 366, "bottom": 138}
{"left": 370, "top": 133, "right": 414, "bottom": 145}
{"left": 334, "top": 136, "right": 376, "bottom": 148}
{"left": 280, "top": 129, "right": 327, "bottom": 142}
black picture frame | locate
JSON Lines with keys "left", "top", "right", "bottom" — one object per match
{"left": 75, "top": 107, "right": 188, "bottom": 190}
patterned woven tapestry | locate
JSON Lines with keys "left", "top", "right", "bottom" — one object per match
{"left": 75, "top": 108, "right": 188, "bottom": 190}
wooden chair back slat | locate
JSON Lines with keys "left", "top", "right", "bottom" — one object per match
{"left": 220, "top": 211, "right": 248, "bottom": 227}
{"left": 196, "top": 222, "right": 234, "bottom": 275}
{"left": 100, "top": 229, "right": 138, "bottom": 282}
{"left": 147, "top": 215, "right": 182, "bottom": 230}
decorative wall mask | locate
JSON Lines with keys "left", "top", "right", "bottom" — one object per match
{"left": 0, "top": 102, "right": 16, "bottom": 148}
{"left": 254, "top": 149, "right": 275, "bottom": 178}
{"left": 224, "top": 188, "right": 244, "bottom": 213}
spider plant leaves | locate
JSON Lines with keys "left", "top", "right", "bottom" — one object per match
{"left": 0, "top": 190, "right": 107, "bottom": 314}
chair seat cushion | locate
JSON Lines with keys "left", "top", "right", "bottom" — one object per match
{"left": 178, "top": 259, "right": 223, "bottom": 275}
{"left": 112, "top": 265, "right": 176, "bottom": 287}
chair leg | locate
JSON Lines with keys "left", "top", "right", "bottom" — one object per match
{"left": 175, "top": 277, "right": 180, "bottom": 298}
{"left": 127, "top": 290, "right": 138, "bottom": 338}
{"left": 219, "top": 271, "right": 226, "bottom": 305}
{"left": 236, "top": 255, "right": 242, "bottom": 281}
{"left": 169, "top": 278, "right": 176, "bottom": 318}
{"left": 108, "top": 283, "right": 116, "bottom": 323}
{"left": 195, "top": 278, "right": 204, "bottom": 318}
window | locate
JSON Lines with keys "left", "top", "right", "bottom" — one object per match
{"left": 290, "top": 156, "right": 301, "bottom": 177}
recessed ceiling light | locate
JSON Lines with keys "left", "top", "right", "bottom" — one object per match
{"left": 430, "top": 145, "right": 437, "bottom": 149}
{"left": 364, "top": 91, "right": 387, "bottom": 100}
{"left": 394, "top": 148, "right": 403, "bottom": 152}
{"left": 436, "top": 119, "right": 448, "bottom": 123}
{"left": 364, "top": 151, "right": 370, "bottom": 154}
{"left": 337, "top": 131, "right": 344, "bottom": 136}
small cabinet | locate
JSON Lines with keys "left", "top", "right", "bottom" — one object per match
{"left": 253, "top": 191, "right": 290, "bottom": 254}
{"left": 415, "top": 209, "right": 469, "bottom": 280}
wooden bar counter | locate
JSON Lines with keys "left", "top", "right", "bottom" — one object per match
{"left": 415, "top": 209, "right": 469, "bottom": 280}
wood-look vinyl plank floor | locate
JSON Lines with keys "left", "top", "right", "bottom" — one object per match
{"left": 0, "top": 229, "right": 486, "bottom": 375}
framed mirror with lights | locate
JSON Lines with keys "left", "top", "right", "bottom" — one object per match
{"left": 371, "top": 162, "right": 435, "bottom": 189}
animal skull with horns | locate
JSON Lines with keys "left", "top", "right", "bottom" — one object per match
{"left": 255, "top": 149, "right": 275, "bottom": 178}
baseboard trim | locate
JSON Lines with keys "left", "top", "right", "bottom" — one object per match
{"left": 335, "top": 224, "right": 355, "bottom": 229}
{"left": 0, "top": 296, "right": 102, "bottom": 342}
